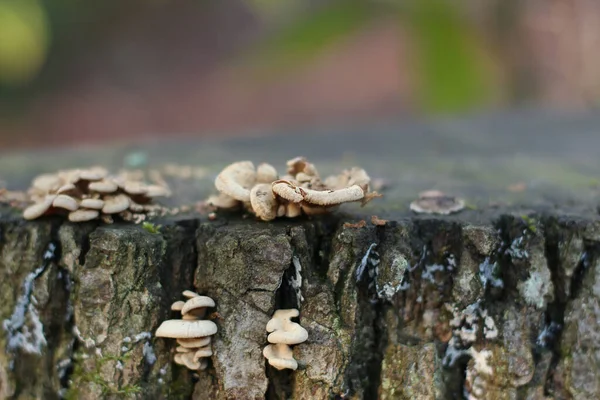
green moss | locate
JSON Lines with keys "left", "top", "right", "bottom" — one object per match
{"left": 142, "top": 221, "right": 162, "bottom": 234}
{"left": 64, "top": 352, "right": 141, "bottom": 399}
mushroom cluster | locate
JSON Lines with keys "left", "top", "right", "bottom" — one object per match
{"left": 262, "top": 309, "right": 308, "bottom": 370}
{"left": 22, "top": 167, "right": 171, "bottom": 223}
{"left": 155, "top": 291, "right": 217, "bottom": 371}
{"left": 410, "top": 190, "right": 465, "bottom": 215}
{"left": 208, "top": 157, "right": 381, "bottom": 221}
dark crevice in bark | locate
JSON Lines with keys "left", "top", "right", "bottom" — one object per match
{"left": 541, "top": 215, "right": 600, "bottom": 396}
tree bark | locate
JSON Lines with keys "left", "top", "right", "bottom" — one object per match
{"left": 1, "top": 111, "right": 600, "bottom": 399}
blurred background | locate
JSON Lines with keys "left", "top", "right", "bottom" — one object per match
{"left": 0, "top": 0, "right": 598, "bottom": 150}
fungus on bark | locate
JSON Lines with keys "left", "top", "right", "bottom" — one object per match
{"left": 263, "top": 309, "right": 308, "bottom": 370}
{"left": 410, "top": 190, "right": 465, "bottom": 215}
{"left": 22, "top": 166, "right": 171, "bottom": 223}
{"left": 155, "top": 291, "right": 218, "bottom": 371}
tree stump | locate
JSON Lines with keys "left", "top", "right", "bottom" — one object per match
{"left": 1, "top": 111, "right": 600, "bottom": 399}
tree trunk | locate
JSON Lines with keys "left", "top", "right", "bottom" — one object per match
{"left": 1, "top": 111, "right": 600, "bottom": 399}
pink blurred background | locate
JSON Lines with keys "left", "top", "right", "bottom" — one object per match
{"left": 0, "top": 0, "right": 599, "bottom": 150}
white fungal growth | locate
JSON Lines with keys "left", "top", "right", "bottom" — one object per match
{"left": 478, "top": 257, "right": 503, "bottom": 289}
{"left": 134, "top": 331, "right": 152, "bottom": 342}
{"left": 143, "top": 342, "right": 157, "bottom": 365}
{"left": 356, "top": 243, "right": 378, "bottom": 281}
{"left": 506, "top": 236, "right": 529, "bottom": 259}
{"left": 290, "top": 256, "right": 304, "bottom": 304}
{"left": 2, "top": 243, "right": 56, "bottom": 355}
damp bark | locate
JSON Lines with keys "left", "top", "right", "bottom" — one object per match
{"left": 1, "top": 205, "right": 600, "bottom": 400}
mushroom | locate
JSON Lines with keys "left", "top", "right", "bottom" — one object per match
{"left": 181, "top": 296, "right": 216, "bottom": 319}
{"left": 263, "top": 343, "right": 298, "bottom": 371}
{"left": 156, "top": 290, "right": 218, "bottom": 371}
{"left": 102, "top": 194, "right": 130, "bottom": 214}
{"left": 53, "top": 194, "right": 79, "bottom": 211}
{"left": 250, "top": 183, "right": 278, "bottom": 221}
{"left": 68, "top": 209, "right": 100, "bottom": 222}
{"left": 409, "top": 190, "right": 465, "bottom": 215}
{"left": 80, "top": 198, "right": 104, "bottom": 210}
{"left": 206, "top": 193, "right": 240, "bottom": 210}
{"left": 155, "top": 320, "right": 218, "bottom": 339}
{"left": 23, "top": 195, "right": 56, "bottom": 220}
{"left": 271, "top": 180, "right": 304, "bottom": 203}
{"left": 266, "top": 309, "right": 308, "bottom": 345}
{"left": 214, "top": 161, "right": 256, "bottom": 202}
{"left": 263, "top": 308, "right": 308, "bottom": 370}
{"left": 88, "top": 179, "right": 118, "bottom": 193}
{"left": 256, "top": 163, "right": 278, "bottom": 183}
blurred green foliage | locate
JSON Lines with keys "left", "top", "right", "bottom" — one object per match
{"left": 0, "top": 0, "right": 49, "bottom": 86}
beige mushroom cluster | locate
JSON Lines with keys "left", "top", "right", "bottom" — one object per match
{"left": 208, "top": 157, "right": 381, "bottom": 221}
{"left": 22, "top": 167, "right": 171, "bottom": 223}
{"left": 155, "top": 291, "right": 217, "bottom": 371}
{"left": 262, "top": 309, "right": 308, "bottom": 370}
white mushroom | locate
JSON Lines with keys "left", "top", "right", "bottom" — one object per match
{"left": 214, "top": 161, "right": 256, "bottom": 202}
{"left": 79, "top": 167, "right": 108, "bottom": 181}
{"left": 171, "top": 301, "right": 185, "bottom": 311}
{"left": 256, "top": 163, "right": 278, "bottom": 183}
{"left": 266, "top": 309, "right": 308, "bottom": 345}
{"left": 181, "top": 296, "right": 216, "bottom": 319}
{"left": 79, "top": 198, "right": 104, "bottom": 210}
{"left": 23, "top": 195, "right": 56, "bottom": 220}
{"left": 102, "top": 194, "right": 131, "bottom": 214}
{"left": 174, "top": 352, "right": 203, "bottom": 370}
{"left": 88, "top": 179, "right": 119, "bottom": 193}
{"left": 263, "top": 343, "right": 298, "bottom": 370}
{"left": 177, "top": 336, "right": 211, "bottom": 349}
{"left": 250, "top": 183, "right": 278, "bottom": 221}
{"left": 300, "top": 185, "right": 365, "bottom": 207}
{"left": 410, "top": 190, "right": 465, "bottom": 215}
{"left": 155, "top": 320, "right": 218, "bottom": 339}
{"left": 31, "top": 174, "right": 62, "bottom": 193}
{"left": 182, "top": 290, "right": 200, "bottom": 299}
{"left": 53, "top": 194, "right": 79, "bottom": 211}
{"left": 271, "top": 180, "right": 304, "bottom": 203}
{"left": 206, "top": 193, "right": 239, "bottom": 209}
{"left": 68, "top": 209, "right": 99, "bottom": 222}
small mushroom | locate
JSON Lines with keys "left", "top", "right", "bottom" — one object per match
{"left": 214, "top": 161, "right": 256, "bottom": 202}
{"left": 300, "top": 185, "right": 365, "bottom": 207}
{"left": 174, "top": 352, "right": 203, "bottom": 370}
{"left": 250, "top": 183, "right": 278, "bottom": 221}
{"left": 79, "top": 198, "right": 104, "bottom": 210}
{"left": 256, "top": 163, "right": 278, "bottom": 183}
{"left": 123, "top": 181, "right": 148, "bottom": 195}
{"left": 68, "top": 209, "right": 99, "bottom": 222}
{"left": 181, "top": 296, "right": 216, "bottom": 319}
{"left": 182, "top": 290, "right": 200, "bottom": 299}
{"left": 171, "top": 301, "right": 185, "bottom": 311}
{"left": 23, "top": 195, "right": 56, "bottom": 220}
{"left": 53, "top": 194, "right": 79, "bottom": 211}
{"left": 271, "top": 180, "right": 304, "bottom": 203}
{"left": 206, "top": 193, "right": 240, "bottom": 209}
{"left": 102, "top": 194, "right": 131, "bottom": 214}
{"left": 155, "top": 320, "right": 218, "bottom": 339}
{"left": 263, "top": 343, "right": 298, "bottom": 370}
{"left": 145, "top": 185, "right": 171, "bottom": 198}
{"left": 88, "top": 179, "right": 119, "bottom": 193}
{"left": 266, "top": 309, "right": 308, "bottom": 345}
{"left": 193, "top": 346, "right": 213, "bottom": 359}
{"left": 79, "top": 167, "right": 108, "bottom": 181}
{"left": 31, "top": 174, "right": 62, "bottom": 193}
{"left": 409, "top": 190, "right": 465, "bottom": 215}
{"left": 177, "top": 336, "right": 211, "bottom": 349}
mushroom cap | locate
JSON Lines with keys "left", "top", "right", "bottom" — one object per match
{"left": 214, "top": 161, "right": 256, "bottom": 202}
{"left": 206, "top": 193, "right": 239, "bottom": 209}
{"left": 79, "top": 167, "right": 108, "bottom": 181}
{"left": 267, "top": 326, "right": 308, "bottom": 345}
{"left": 80, "top": 198, "right": 104, "bottom": 210}
{"left": 285, "top": 202, "right": 302, "bottom": 218}
{"left": 68, "top": 209, "right": 99, "bottom": 222}
{"left": 171, "top": 301, "right": 185, "bottom": 311}
{"left": 266, "top": 309, "right": 300, "bottom": 332}
{"left": 181, "top": 296, "right": 216, "bottom": 317}
{"left": 286, "top": 157, "right": 318, "bottom": 178}
{"left": 23, "top": 195, "right": 56, "bottom": 220}
{"left": 250, "top": 183, "right": 278, "bottom": 221}
{"left": 57, "top": 183, "right": 78, "bottom": 195}
{"left": 177, "top": 336, "right": 212, "bottom": 349}
{"left": 88, "top": 179, "right": 119, "bottom": 193}
{"left": 272, "top": 180, "right": 304, "bottom": 203}
{"left": 123, "top": 181, "right": 148, "bottom": 195}
{"left": 31, "top": 174, "right": 62, "bottom": 193}
{"left": 174, "top": 352, "right": 202, "bottom": 370}
{"left": 53, "top": 194, "right": 79, "bottom": 211}
{"left": 102, "top": 194, "right": 131, "bottom": 214}
{"left": 263, "top": 343, "right": 298, "bottom": 370}
{"left": 182, "top": 290, "right": 200, "bottom": 299}
{"left": 256, "top": 163, "right": 278, "bottom": 183}
{"left": 176, "top": 346, "right": 193, "bottom": 353}
{"left": 145, "top": 185, "right": 171, "bottom": 198}
{"left": 193, "top": 346, "right": 213, "bottom": 360}
{"left": 409, "top": 190, "right": 465, "bottom": 215}
{"left": 155, "top": 319, "right": 217, "bottom": 339}
{"left": 301, "top": 185, "right": 364, "bottom": 206}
